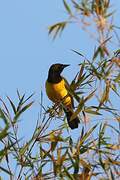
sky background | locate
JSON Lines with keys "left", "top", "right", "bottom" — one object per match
{"left": 0, "top": 0, "right": 120, "bottom": 178}
{"left": 0, "top": 0, "right": 98, "bottom": 138}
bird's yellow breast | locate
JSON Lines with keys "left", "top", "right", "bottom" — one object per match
{"left": 45, "top": 79, "right": 71, "bottom": 106}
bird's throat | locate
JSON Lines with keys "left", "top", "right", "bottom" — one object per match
{"left": 48, "top": 72, "right": 62, "bottom": 83}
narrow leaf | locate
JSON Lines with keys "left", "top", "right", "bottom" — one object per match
{"left": 63, "top": 0, "right": 72, "bottom": 15}
{"left": 48, "top": 22, "right": 67, "bottom": 39}
{"left": 7, "top": 96, "right": 16, "bottom": 114}
{"left": 13, "top": 101, "right": 34, "bottom": 123}
{"left": 71, "top": 49, "right": 84, "bottom": 57}
{"left": 0, "top": 166, "right": 12, "bottom": 176}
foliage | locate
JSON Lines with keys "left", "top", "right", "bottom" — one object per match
{"left": 0, "top": 0, "right": 120, "bottom": 179}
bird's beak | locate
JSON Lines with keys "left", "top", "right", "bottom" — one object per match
{"left": 62, "top": 64, "right": 70, "bottom": 68}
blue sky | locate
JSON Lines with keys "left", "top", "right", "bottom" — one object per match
{"left": 0, "top": 0, "right": 120, "bottom": 178}
{"left": 0, "top": 0, "right": 119, "bottom": 147}
{"left": 0, "top": 0, "right": 119, "bottom": 97}
{"left": 0, "top": 0, "right": 119, "bottom": 95}
{"left": 0, "top": 0, "right": 97, "bottom": 95}
{"left": 0, "top": 0, "right": 97, "bottom": 138}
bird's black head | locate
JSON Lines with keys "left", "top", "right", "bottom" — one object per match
{"left": 48, "top": 63, "right": 70, "bottom": 83}
{"left": 49, "top": 63, "right": 70, "bottom": 74}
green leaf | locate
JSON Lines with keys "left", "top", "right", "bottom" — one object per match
{"left": 74, "top": 155, "right": 79, "bottom": 174}
{"left": 0, "top": 98, "right": 10, "bottom": 117}
{"left": 51, "top": 142, "right": 58, "bottom": 152}
{"left": 17, "top": 89, "right": 21, "bottom": 100}
{"left": 63, "top": 165, "right": 74, "bottom": 180}
{"left": 114, "top": 73, "right": 120, "bottom": 83}
{"left": 110, "top": 169, "right": 115, "bottom": 180}
{"left": 22, "top": 93, "right": 35, "bottom": 104}
{"left": 93, "top": 46, "right": 101, "bottom": 60}
{"left": 0, "top": 140, "right": 17, "bottom": 161}
{"left": 70, "top": 97, "right": 84, "bottom": 121}
{"left": 0, "top": 126, "right": 8, "bottom": 140}
{"left": 77, "top": 64, "right": 84, "bottom": 81}
{"left": 0, "top": 108, "right": 9, "bottom": 125}
{"left": 0, "top": 166, "right": 12, "bottom": 176}
{"left": 84, "top": 89, "right": 96, "bottom": 102}
{"left": 17, "top": 93, "right": 25, "bottom": 112}
{"left": 63, "top": 0, "right": 72, "bottom": 15}
{"left": 7, "top": 96, "right": 17, "bottom": 114}
{"left": 13, "top": 101, "right": 34, "bottom": 123}
{"left": 79, "top": 124, "right": 98, "bottom": 146}
{"left": 111, "top": 83, "right": 120, "bottom": 97}
{"left": 84, "top": 107, "right": 102, "bottom": 115}
{"left": 99, "top": 85, "right": 110, "bottom": 107}
{"left": 71, "top": 0, "right": 81, "bottom": 10}
{"left": 48, "top": 21, "right": 68, "bottom": 39}
{"left": 19, "top": 141, "right": 32, "bottom": 156}
{"left": 71, "top": 49, "right": 84, "bottom": 57}
{"left": 67, "top": 151, "right": 75, "bottom": 167}
{"left": 40, "top": 146, "right": 53, "bottom": 160}
{"left": 105, "top": 11, "right": 115, "bottom": 18}
{"left": 114, "top": 49, "right": 120, "bottom": 56}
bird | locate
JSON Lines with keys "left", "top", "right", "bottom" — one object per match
{"left": 45, "top": 63, "right": 80, "bottom": 129}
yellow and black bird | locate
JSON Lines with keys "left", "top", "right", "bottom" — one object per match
{"left": 45, "top": 63, "right": 79, "bottom": 129}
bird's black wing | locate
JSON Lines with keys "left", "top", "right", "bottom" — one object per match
{"left": 62, "top": 77, "right": 74, "bottom": 109}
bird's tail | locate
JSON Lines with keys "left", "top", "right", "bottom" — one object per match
{"left": 64, "top": 109, "right": 79, "bottom": 129}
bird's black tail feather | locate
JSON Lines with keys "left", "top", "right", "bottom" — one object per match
{"left": 64, "top": 109, "right": 79, "bottom": 129}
